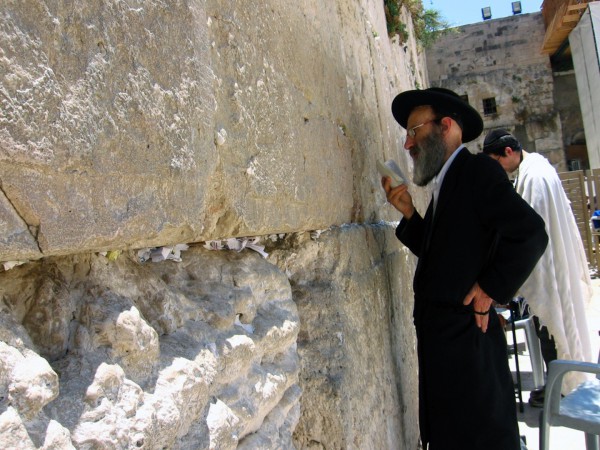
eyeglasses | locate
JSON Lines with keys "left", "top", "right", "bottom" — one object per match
{"left": 407, "top": 119, "right": 437, "bottom": 138}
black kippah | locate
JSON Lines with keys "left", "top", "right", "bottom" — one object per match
{"left": 483, "top": 129, "right": 522, "bottom": 152}
{"left": 483, "top": 129, "right": 511, "bottom": 148}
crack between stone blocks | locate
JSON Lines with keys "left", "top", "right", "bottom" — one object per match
{"left": 363, "top": 19, "right": 388, "bottom": 160}
{"left": 0, "top": 182, "right": 43, "bottom": 254}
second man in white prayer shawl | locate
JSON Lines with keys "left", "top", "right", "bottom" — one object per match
{"left": 483, "top": 129, "right": 593, "bottom": 396}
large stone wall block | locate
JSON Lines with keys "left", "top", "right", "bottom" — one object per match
{"left": 1, "top": 0, "right": 423, "bottom": 448}
{"left": 1, "top": 0, "right": 216, "bottom": 260}
{"left": 0, "top": 247, "right": 301, "bottom": 448}
{"left": 269, "top": 223, "right": 419, "bottom": 450}
{"left": 1, "top": 0, "right": 422, "bottom": 261}
{"left": 0, "top": 223, "right": 421, "bottom": 448}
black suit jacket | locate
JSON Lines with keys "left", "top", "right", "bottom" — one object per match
{"left": 398, "top": 147, "right": 547, "bottom": 314}
{"left": 396, "top": 147, "right": 548, "bottom": 450}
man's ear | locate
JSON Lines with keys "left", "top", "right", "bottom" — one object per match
{"left": 504, "top": 146, "right": 514, "bottom": 157}
{"left": 440, "top": 116, "right": 453, "bottom": 133}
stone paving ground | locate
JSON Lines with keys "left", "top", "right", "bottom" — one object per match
{"left": 512, "top": 276, "right": 600, "bottom": 450}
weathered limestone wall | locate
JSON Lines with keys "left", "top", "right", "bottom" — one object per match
{"left": 270, "top": 225, "right": 419, "bottom": 450}
{"left": 571, "top": 3, "right": 600, "bottom": 170}
{"left": 0, "top": 247, "right": 301, "bottom": 449}
{"left": 552, "top": 70, "right": 588, "bottom": 170}
{"left": 426, "top": 12, "right": 566, "bottom": 168}
{"left": 0, "top": 226, "right": 418, "bottom": 449}
{"left": 1, "top": 0, "right": 425, "bottom": 261}
{"left": 1, "top": 0, "right": 425, "bottom": 448}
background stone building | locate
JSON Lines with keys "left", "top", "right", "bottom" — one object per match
{"left": 426, "top": 11, "right": 586, "bottom": 171}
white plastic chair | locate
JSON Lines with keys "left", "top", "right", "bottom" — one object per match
{"left": 513, "top": 315, "right": 545, "bottom": 390}
{"left": 497, "top": 302, "right": 545, "bottom": 412}
{"left": 539, "top": 357, "right": 600, "bottom": 450}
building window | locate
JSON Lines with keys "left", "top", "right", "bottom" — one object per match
{"left": 460, "top": 94, "right": 469, "bottom": 104}
{"left": 482, "top": 97, "right": 497, "bottom": 115}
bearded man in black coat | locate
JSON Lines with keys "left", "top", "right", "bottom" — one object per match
{"left": 381, "top": 88, "right": 548, "bottom": 450}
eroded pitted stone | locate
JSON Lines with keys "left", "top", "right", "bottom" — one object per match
{"left": 0, "top": 247, "right": 300, "bottom": 448}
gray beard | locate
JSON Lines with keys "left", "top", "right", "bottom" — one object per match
{"left": 412, "top": 131, "right": 447, "bottom": 187}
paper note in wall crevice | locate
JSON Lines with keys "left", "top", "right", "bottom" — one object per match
{"left": 377, "top": 159, "right": 406, "bottom": 188}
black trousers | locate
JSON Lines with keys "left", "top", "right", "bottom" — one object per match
{"left": 533, "top": 315, "right": 558, "bottom": 370}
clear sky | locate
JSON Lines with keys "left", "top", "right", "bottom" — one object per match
{"left": 427, "top": 0, "right": 543, "bottom": 27}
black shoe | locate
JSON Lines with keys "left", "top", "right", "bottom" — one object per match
{"left": 529, "top": 396, "right": 544, "bottom": 408}
{"left": 529, "top": 386, "right": 545, "bottom": 398}
{"left": 529, "top": 387, "right": 545, "bottom": 408}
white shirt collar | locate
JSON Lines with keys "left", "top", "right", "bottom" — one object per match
{"left": 432, "top": 145, "right": 464, "bottom": 212}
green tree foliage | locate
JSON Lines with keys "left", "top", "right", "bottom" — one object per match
{"left": 384, "top": 0, "right": 453, "bottom": 48}
{"left": 417, "top": 8, "right": 455, "bottom": 48}
{"left": 384, "top": 0, "right": 409, "bottom": 42}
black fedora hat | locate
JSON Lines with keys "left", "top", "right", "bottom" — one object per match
{"left": 391, "top": 87, "right": 483, "bottom": 143}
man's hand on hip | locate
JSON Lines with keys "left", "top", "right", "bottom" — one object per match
{"left": 463, "top": 282, "right": 493, "bottom": 333}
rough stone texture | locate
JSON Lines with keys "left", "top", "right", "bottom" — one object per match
{"left": 0, "top": 247, "right": 301, "bottom": 449}
{"left": 269, "top": 225, "right": 419, "bottom": 450}
{"left": 0, "top": 225, "right": 419, "bottom": 449}
{"left": 552, "top": 71, "right": 588, "bottom": 169}
{"left": 0, "top": 0, "right": 217, "bottom": 260}
{"left": 0, "top": 0, "right": 425, "bottom": 448}
{"left": 426, "top": 12, "right": 567, "bottom": 169}
{"left": 0, "top": 0, "right": 425, "bottom": 262}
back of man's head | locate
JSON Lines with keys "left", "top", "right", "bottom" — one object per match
{"left": 482, "top": 129, "right": 522, "bottom": 157}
